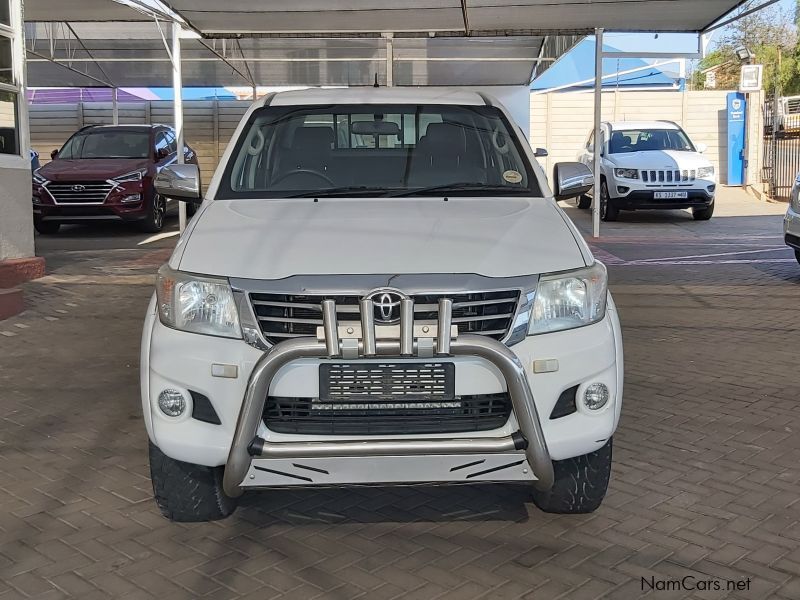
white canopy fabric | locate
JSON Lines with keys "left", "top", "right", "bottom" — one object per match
{"left": 163, "top": 0, "right": 747, "bottom": 35}
{"left": 23, "top": 0, "right": 751, "bottom": 88}
{"left": 25, "top": 21, "right": 573, "bottom": 87}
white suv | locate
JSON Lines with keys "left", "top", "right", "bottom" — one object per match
{"left": 577, "top": 121, "right": 717, "bottom": 221}
{"left": 142, "top": 88, "right": 624, "bottom": 522}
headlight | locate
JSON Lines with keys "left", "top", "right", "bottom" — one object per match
{"left": 613, "top": 168, "right": 638, "bottom": 180}
{"left": 697, "top": 166, "right": 715, "bottom": 179}
{"left": 32, "top": 169, "right": 48, "bottom": 185}
{"left": 113, "top": 169, "right": 146, "bottom": 183}
{"left": 529, "top": 262, "right": 608, "bottom": 335}
{"left": 156, "top": 265, "right": 241, "bottom": 338}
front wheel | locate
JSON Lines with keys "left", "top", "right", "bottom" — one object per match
{"left": 139, "top": 194, "right": 166, "bottom": 233}
{"left": 600, "top": 182, "right": 619, "bottom": 222}
{"left": 532, "top": 439, "right": 613, "bottom": 514}
{"left": 692, "top": 201, "right": 715, "bottom": 221}
{"left": 149, "top": 441, "right": 238, "bottom": 522}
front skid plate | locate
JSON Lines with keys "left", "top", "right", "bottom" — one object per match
{"left": 242, "top": 453, "right": 534, "bottom": 487}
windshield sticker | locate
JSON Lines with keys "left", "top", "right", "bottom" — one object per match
{"left": 503, "top": 170, "right": 523, "bottom": 184}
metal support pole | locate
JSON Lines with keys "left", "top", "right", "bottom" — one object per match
{"left": 111, "top": 87, "right": 118, "bottom": 125}
{"left": 383, "top": 33, "right": 393, "bottom": 87}
{"left": 172, "top": 22, "right": 187, "bottom": 232}
{"left": 592, "top": 28, "right": 604, "bottom": 239}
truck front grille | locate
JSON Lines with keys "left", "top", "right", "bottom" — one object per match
{"left": 46, "top": 181, "right": 114, "bottom": 204}
{"left": 264, "top": 392, "right": 512, "bottom": 435}
{"left": 250, "top": 290, "right": 520, "bottom": 345}
{"left": 641, "top": 169, "right": 696, "bottom": 183}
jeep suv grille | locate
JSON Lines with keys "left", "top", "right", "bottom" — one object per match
{"left": 641, "top": 169, "right": 696, "bottom": 183}
{"left": 46, "top": 181, "right": 114, "bottom": 204}
{"left": 249, "top": 290, "right": 520, "bottom": 345}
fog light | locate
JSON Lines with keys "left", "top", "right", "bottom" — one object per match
{"left": 583, "top": 383, "right": 609, "bottom": 410}
{"left": 121, "top": 193, "right": 142, "bottom": 203}
{"left": 617, "top": 186, "right": 630, "bottom": 194}
{"left": 158, "top": 389, "right": 186, "bottom": 417}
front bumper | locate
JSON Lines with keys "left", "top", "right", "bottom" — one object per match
{"left": 33, "top": 182, "right": 152, "bottom": 223}
{"left": 610, "top": 188, "right": 715, "bottom": 210}
{"left": 141, "top": 295, "right": 623, "bottom": 494}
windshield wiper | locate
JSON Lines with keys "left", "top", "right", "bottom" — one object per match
{"left": 286, "top": 186, "right": 391, "bottom": 198}
{"left": 389, "top": 182, "right": 527, "bottom": 198}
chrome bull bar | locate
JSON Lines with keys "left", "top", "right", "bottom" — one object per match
{"left": 223, "top": 298, "right": 554, "bottom": 497}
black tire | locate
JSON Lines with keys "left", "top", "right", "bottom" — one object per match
{"left": 140, "top": 194, "right": 166, "bottom": 233}
{"left": 149, "top": 441, "right": 238, "bottom": 522}
{"left": 795, "top": 249, "right": 800, "bottom": 266}
{"left": 577, "top": 194, "right": 592, "bottom": 209}
{"left": 532, "top": 439, "right": 613, "bottom": 514}
{"left": 692, "top": 200, "right": 715, "bottom": 221}
{"left": 33, "top": 218, "right": 60, "bottom": 234}
{"left": 600, "top": 181, "right": 619, "bottom": 222}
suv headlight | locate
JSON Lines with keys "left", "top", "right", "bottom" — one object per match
{"left": 529, "top": 262, "right": 608, "bottom": 335}
{"left": 32, "top": 169, "right": 48, "bottom": 185}
{"left": 697, "top": 166, "right": 715, "bottom": 179}
{"left": 113, "top": 169, "right": 146, "bottom": 183}
{"left": 613, "top": 168, "right": 638, "bottom": 180}
{"left": 156, "top": 265, "right": 241, "bottom": 338}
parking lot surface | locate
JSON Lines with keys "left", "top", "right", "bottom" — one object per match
{"left": 1, "top": 190, "right": 799, "bottom": 600}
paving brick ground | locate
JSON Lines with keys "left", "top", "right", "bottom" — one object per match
{"left": 1, "top": 193, "right": 799, "bottom": 599}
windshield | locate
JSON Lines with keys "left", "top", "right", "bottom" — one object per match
{"left": 59, "top": 129, "right": 150, "bottom": 159}
{"left": 609, "top": 128, "right": 695, "bottom": 154}
{"left": 219, "top": 104, "right": 540, "bottom": 198}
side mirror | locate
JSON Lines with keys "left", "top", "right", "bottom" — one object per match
{"left": 534, "top": 148, "right": 548, "bottom": 158}
{"left": 553, "top": 162, "right": 594, "bottom": 201}
{"left": 50, "top": 149, "right": 59, "bottom": 160}
{"left": 696, "top": 143, "right": 708, "bottom": 154}
{"left": 155, "top": 164, "right": 202, "bottom": 203}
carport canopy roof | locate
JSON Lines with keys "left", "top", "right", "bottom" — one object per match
{"left": 23, "top": 0, "right": 753, "bottom": 88}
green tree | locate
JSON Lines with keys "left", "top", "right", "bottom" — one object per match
{"left": 692, "top": 0, "right": 799, "bottom": 95}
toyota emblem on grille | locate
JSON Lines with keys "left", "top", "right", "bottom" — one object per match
{"left": 71, "top": 184, "right": 85, "bottom": 192}
{"left": 364, "top": 288, "right": 407, "bottom": 324}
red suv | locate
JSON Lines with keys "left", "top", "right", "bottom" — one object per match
{"left": 32, "top": 124, "right": 198, "bottom": 234}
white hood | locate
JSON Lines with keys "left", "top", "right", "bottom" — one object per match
{"left": 177, "top": 197, "right": 587, "bottom": 280}
{"left": 608, "top": 150, "right": 713, "bottom": 171}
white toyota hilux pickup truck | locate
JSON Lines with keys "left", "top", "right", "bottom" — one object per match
{"left": 141, "top": 88, "right": 624, "bottom": 522}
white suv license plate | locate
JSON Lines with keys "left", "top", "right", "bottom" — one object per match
{"left": 655, "top": 191, "right": 688, "bottom": 199}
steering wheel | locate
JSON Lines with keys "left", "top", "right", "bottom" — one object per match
{"left": 271, "top": 169, "right": 335, "bottom": 188}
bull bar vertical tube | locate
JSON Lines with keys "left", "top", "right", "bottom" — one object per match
{"left": 436, "top": 298, "right": 453, "bottom": 355}
{"left": 400, "top": 298, "right": 414, "bottom": 356}
{"left": 360, "top": 298, "right": 376, "bottom": 356}
{"left": 321, "top": 300, "right": 339, "bottom": 357}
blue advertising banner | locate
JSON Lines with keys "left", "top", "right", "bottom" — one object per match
{"left": 727, "top": 92, "right": 746, "bottom": 186}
